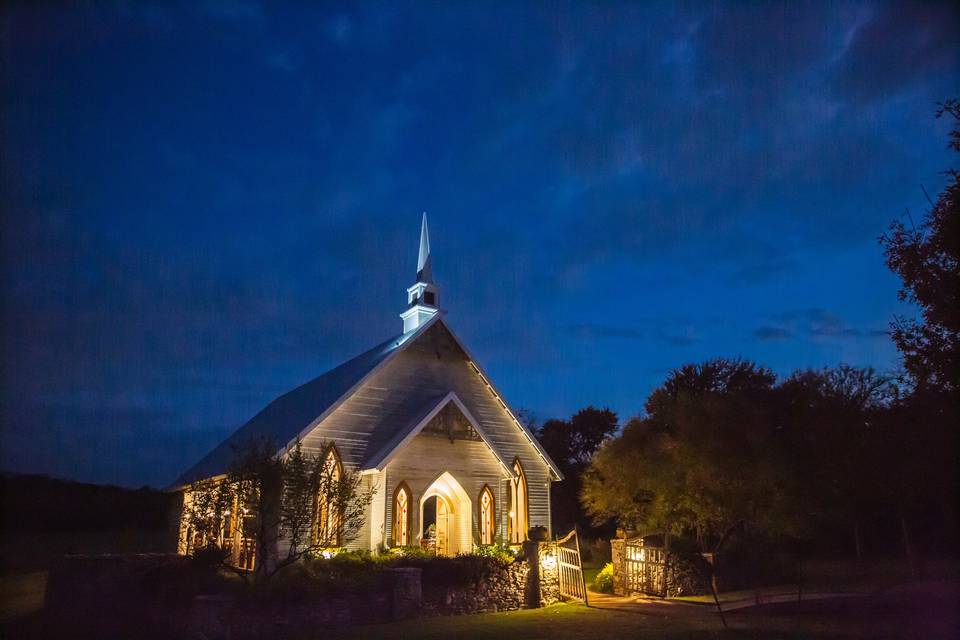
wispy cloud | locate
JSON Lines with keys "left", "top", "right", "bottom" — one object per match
{"left": 755, "top": 326, "right": 793, "bottom": 341}
{"left": 567, "top": 324, "right": 646, "bottom": 340}
{"left": 754, "top": 308, "right": 887, "bottom": 342}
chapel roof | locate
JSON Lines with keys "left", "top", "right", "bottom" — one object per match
{"left": 172, "top": 325, "right": 419, "bottom": 487}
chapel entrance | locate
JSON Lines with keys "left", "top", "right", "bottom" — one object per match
{"left": 420, "top": 471, "right": 471, "bottom": 556}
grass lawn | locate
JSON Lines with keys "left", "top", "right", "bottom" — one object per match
{"left": 581, "top": 562, "right": 601, "bottom": 589}
{"left": 330, "top": 584, "right": 958, "bottom": 640}
{"left": 335, "top": 603, "right": 735, "bottom": 640}
{"left": 328, "top": 581, "right": 960, "bottom": 640}
{"left": 0, "top": 572, "right": 46, "bottom": 623}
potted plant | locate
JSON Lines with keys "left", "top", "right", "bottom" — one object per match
{"left": 527, "top": 525, "right": 549, "bottom": 542}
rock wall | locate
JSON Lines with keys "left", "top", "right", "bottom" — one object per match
{"left": 420, "top": 543, "right": 560, "bottom": 615}
{"left": 610, "top": 539, "right": 627, "bottom": 596}
{"left": 420, "top": 559, "right": 529, "bottom": 615}
{"left": 47, "top": 547, "right": 567, "bottom": 640}
{"left": 536, "top": 542, "right": 560, "bottom": 606}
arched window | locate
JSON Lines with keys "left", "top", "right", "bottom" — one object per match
{"left": 510, "top": 459, "right": 529, "bottom": 543}
{"left": 478, "top": 485, "right": 495, "bottom": 545}
{"left": 393, "top": 482, "right": 412, "bottom": 547}
{"left": 315, "top": 445, "right": 343, "bottom": 547}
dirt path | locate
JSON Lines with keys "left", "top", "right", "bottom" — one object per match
{"left": 586, "top": 589, "right": 715, "bottom": 618}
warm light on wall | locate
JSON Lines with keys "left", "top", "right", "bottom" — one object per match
{"left": 539, "top": 550, "right": 557, "bottom": 570}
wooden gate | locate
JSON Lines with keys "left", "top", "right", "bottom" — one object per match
{"left": 624, "top": 538, "right": 666, "bottom": 596}
{"left": 556, "top": 528, "right": 588, "bottom": 604}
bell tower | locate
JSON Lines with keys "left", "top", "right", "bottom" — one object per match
{"left": 400, "top": 213, "right": 440, "bottom": 333}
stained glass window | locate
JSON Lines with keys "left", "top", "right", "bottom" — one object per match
{"left": 479, "top": 485, "right": 495, "bottom": 544}
{"left": 393, "top": 483, "right": 411, "bottom": 547}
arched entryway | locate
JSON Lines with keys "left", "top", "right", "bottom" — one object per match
{"left": 419, "top": 471, "right": 471, "bottom": 556}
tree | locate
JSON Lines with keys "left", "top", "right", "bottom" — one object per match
{"left": 582, "top": 359, "right": 794, "bottom": 555}
{"left": 878, "top": 99, "right": 960, "bottom": 561}
{"left": 182, "top": 438, "right": 374, "bottom": 584}
{"left": 880, "top": 99, "right": 959, "bottom": 396}
{"left": 536, "top": 406, "right": 618, "bottom": 533}
{"left": 581, "top": 416, "right": 691, "bottom": 537}
{"left": 775, "top": 366, "right": 897, "bottom": 559}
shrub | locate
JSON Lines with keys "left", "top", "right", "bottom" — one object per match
{"left": 588, "top": 538, "right": 612, "bottom": 564}
{"left": 396, "top": 553, "right": 511, "bottom": 589}
{"left": 191, "top": 543, "right": 230, "bottom": 569}
{"left": 593, "top": 562, "right": 614, "bottom": 593}
{"left": 665, "top": 552, "right": 712, "bottom": 596}
{"left": 473, "top": 543, "right": 519, "bottom": 563}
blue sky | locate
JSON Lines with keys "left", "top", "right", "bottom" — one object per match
{"left": 2, "top": 1, "right": 957, "bottom": 487}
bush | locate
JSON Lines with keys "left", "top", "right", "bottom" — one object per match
{"left": 397, "top": 553, "right": 509, "bottom": 589}
{"left": 665, "top": 551, "right": 712, "bottom": 596}
{"left": 593, "top": 562, "right": 614, "bottom": 593}
{"left": 473, "top": 543, "right": 519, "bottom": 563}
{"left": 191, "top": 543, "right": 230, "bottom": 569}
{"left": 582, "top": 538, "right": 611, "bottom": 565}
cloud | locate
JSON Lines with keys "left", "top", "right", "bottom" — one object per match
{"left": 830, "top": 2, "right": 959, "bottom": 104}
{"left": 197, "top": 0, "right": 265, "bottom": 24}
{"left": 326, "top": 14, "right": 353, "bottom": 44}
{"left": 567, "top": 324, "right": 646, "bottom": 340}
{"left": 756, "top": 308, "right": 869, "bottom": 342}
{"left": 566, "top": 323, "right": 701, "bottom": 347}
{"left": 659, "top": 332, "right": 700, "bottom": 347}
{"left": 754, "top": 326, "right": 793, "bottom": 341}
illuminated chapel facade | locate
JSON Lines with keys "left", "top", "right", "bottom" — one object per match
{"left": 174, "top": 215, "right": 561, "bottom": 560}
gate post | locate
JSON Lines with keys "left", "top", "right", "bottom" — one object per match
{"left": 610, "top": 539, "right": 626, "bottom": 596}
{"left": 523, "top": 540, "right": 541, "bottom": 608}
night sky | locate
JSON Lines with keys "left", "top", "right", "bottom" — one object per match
{"left": 2, "top": 2, "right": 957, "bottom": 488}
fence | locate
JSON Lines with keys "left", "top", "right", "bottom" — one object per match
{"left": 624, "top": 538, "right": 666, "bottom": 596}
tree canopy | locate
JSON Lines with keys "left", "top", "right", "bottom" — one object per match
{"left": 536, "top": 406, "right": 618, "bottom": 534}
{"left": 881, "top": 99, "right": 959, "bottom": 395}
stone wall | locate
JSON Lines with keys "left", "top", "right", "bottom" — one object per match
{"left": 46, "top": 546, "right": 566, "bottom": 640}
{"left": 420, "top": 559, "right": 528, "bottom": 615}
{"left": 419, "top": 543, "right": 560, "bottom": 616}
{"left": 535, "top": 541, "right": 560, "bottom": 606}
{"left": 610, "top": 539, "right": 627, "bottom": 596}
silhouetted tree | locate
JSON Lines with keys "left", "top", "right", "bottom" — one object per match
{"left": 775, "top": 366, "right": 896, "bottom": 559}
{"left": 537, "top": 406, "right": 618, "bottom": 534}
{"left": 880, "top": 99, "right": 959, "bottom": 396}
{"left": 878, "top": 99, "right": 960, "bottom": 558}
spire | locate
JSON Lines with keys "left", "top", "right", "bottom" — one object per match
{"left": 416, "top": 212, "right": 433, "bottom": 283}
{"left": 400, "top": 212, "right": 440, "bottom": 333}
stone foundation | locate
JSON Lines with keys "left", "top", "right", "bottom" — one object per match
{"left": 46, "top": 545, "right": 565, "bottom": 639}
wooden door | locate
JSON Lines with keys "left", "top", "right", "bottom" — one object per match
{"left": 436, "top": 498, "right": 449, "bottom": 556}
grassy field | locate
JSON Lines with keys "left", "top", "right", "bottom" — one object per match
{"left": 3, "top": 575, "right": 956, "bottom": 639}
{"left": 2, "top": 556, "right": 956, "bottom": 639}
{"left": 332, "top": 584, "right": 958, "bottom": 640}
{"left": 339, "top": 603, "right": 724, "bottom": 640}
{"left": 0, "top": 529, "right": 170, "bottom": 573}
{"left": 0, "top": 572, "right": 46, "bottom": 624}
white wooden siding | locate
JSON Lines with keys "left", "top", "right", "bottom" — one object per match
{"left": 300, "top": 322, "right": 555, "bottom": 543}
{"left": 384, "top": 433, "right": 508, "bottom": 549}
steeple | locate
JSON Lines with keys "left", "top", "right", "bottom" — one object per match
{"left": 400, "top": 213, "right": 440, "bottom": 333}
{"left": 416, "top": 213, "right": 433, "bottom": 283}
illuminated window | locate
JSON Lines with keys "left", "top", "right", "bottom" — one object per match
{"left": 478, "top": 485, "right": 495, "bottom": 544}
{"left": 393, "top": 482, "right": 412, "bottom": 547}
{"left": 509, "top": 459, "right": 529, "bottom": 543}
{"left": 315, "top": 445, "right": 343, "bottom": 547}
